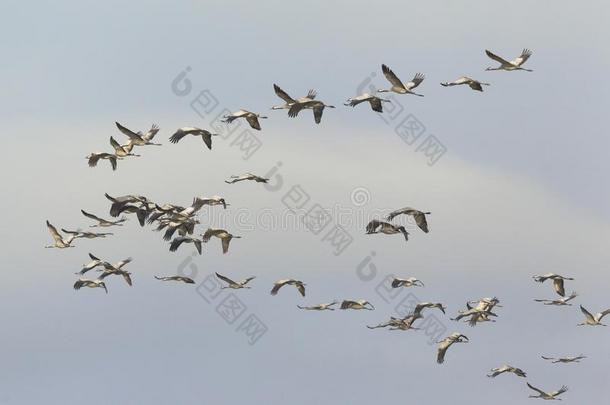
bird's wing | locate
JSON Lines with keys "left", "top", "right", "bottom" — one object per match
{"left": 306, "top": 89, "right": 317, "bottom": 99}
{"left": 398, "top": 226, "right": 409, "bottom": 241}
{"left": 552, "top": 386, "right": 568, "bottom": 396}
{"left": 46, "top": 221, "right": 64, "bottom": 243}
{"left": 287, "top": 102, "right": 307, "bottom": 118}
{"left": 365, "top": 219, "right": 381, "bottom": 233}
{"left": 115, "top": 257, "right": 133, "bottom": 268}
{"left": 413, "top": 212, "right": 429, "bottom": 233}
{"left": 512, "top": 49, "right": 532, "bottom": 66}
{"left": 109, "top": 136, "right": 123, "bottom": 152}
{"left": 169, "top": 236, "right": 188, "bottom": 252}
{"left": 273, "top": 84, "right": 295, "bottom": 103}
{"left": 169, "top": 129, "right": 188, "bottom": 144}
{"left": 194, "top": 240, "right": 202, "bottom": 255}
{"left": 108, "top": 155, "right": 117, "bottom": 171}
{"left": 270, "top": 282, "right": 284, "bottom": 295}
{"left": 201, "top": 133, "right": 213, "bottom": 150}
{"left": 221, "top": 237, "right": 231, "bottom": 254}
{"left": 215, "top": 272, "right": 237, "bottom": 285}
{"left": 405, "top": 73, "right": 425, "bottom": 90}
{"left": 313, "top": 105, "right": 324, "bottom": 124}
{"left": 485, "top": 50, "right": 511, "bottom": 65}
{"left": 526, "top": 383, "right": 547, "bottom": 396}
{"left": 597, "top": 308, "right": 610, "bottom": 321}
{"left": 580, "top": 305, "right": 595, "bottom": 321}
{"left": 296, "top": 283, "right": 306, "bottom": 297}
{"left": 87, "top": 154, "right": 101, "bottom": 167}
{"left": 468, "top": 81, "right": 484, "bottom": 92}
{"left": 241, "top": 277, "right": 256, "bottom": 285}
{"left": 437, "top": 340, "right": 451, "bottom": 364}
{"left": 245, "top": 114, "right": 261, "bottom": 130}
{"left": 369, "top": 97, "right": 383, "bottom": 113}
{"left": 115, "top": 122, "right": 142, "bottom": 140}
{"left": 553, "top": 278, "right": 566, "bottom": 297}
{"left": 122, "top": 272, "right": 133, "bottom": 286}
{"left": 541, "top": 356, "right": 555, "bottom": 361}
{"left": 142, "top": 124, "right": 160, "bottom": 141}
{"left": 81, "top": 210, "right": 103, "bottom": 222}
{"left": 381, "top": 64, "right": 405, "bottom": 89}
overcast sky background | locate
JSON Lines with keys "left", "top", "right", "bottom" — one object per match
{"left": 1, "top": 1, "right": 609, "bottom": 404}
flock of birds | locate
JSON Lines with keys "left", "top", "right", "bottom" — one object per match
{"left": 46, "top": 48, "right": 608, "bottom": 401}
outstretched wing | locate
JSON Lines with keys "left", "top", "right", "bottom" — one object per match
{"left": 437, "top": 339, "right": 451, "bottom": 364}
{"left": 296, "top": 283, "right": 306, "bottom": 297}
{"left": 169, "top": 129, "right": 188, "bottom": 144}
{"left": 512, "top": 48, "right": 532, "bottom": 66}
{"left": 46, "top": 221, "right": 63, "bottom": 243}
{"left": 81, "top": 209, "right": 103, "bottom": 222}
{"left": 485, "top": 50, "right": 511, "bottom": 65}
{"left": 526, "top": 383, "right": 547, "bottom": 396}
{"left": 413, "top": 212, "right": 429, "bottom": 233}
{"left": 597, "top": 308, "right": 610, "bottom": 321}
{"left": 579, "top": 305, "right": 595, "bottom": 322}
{"left": 365, "top": 219, "right": 381, "bottom": 233}
{"left": 553, "top": 278, "right": 566, "bottom": 297}
{"left": 245, "top": 114, "right": 261, "bottom": 130}
{"left": 273, "top": 84, "right": 294, "bottom": 103}
{"left": 115, "top": 121, "right": 141, "bottom": 140}
{"left": 405, "top": 73, "right": 425, "bottom": 90}
{"left": 215, "top": 272, "right": 237, "bottom": 286}
{"left": 381, "top": 64, "right": 405, "bottom": 89}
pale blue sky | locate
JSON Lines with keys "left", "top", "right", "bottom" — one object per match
{"left": 1, "top": 1, "right": 609, "bottom": 404}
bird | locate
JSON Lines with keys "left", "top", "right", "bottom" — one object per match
{"left": 115, "top": 122, "right": 161, "bottom": 146}
{"left": 169, "top": 127, "right": 218, "bottom": 150}
{"left": 391, "top": 277, "right": 424, "bottom": 288}
{"left": 105, "top": 193, "right": 150, "bottom": 218}
{"left": 340, "top": 300, "right": 375, "bottom": 310}
{"left": 73, "top": 278, "right": 108, "bottom": 294}
{"left": 288, "top": 99, "right": 335, "bottom": 124}
{"left": 86, "top": 152, "right": 118, "bottom": 170}
{"left": 222, "top": 110, "right": 267, "bottom": 130}
{"left": 533, "top": 273, "right": 574, "bottom": 297}
{"left": 541, "top": 355, "right": 586, "bottom": 364}
{"left": 578, "top": 305, "right": 610, "bottom": 326}
{"left": 487, "top": 365, "right": 527, "bottom": 378}
{"left": 436, "top": 333, "right": 468, "bottom": 364}
{"left": 534, "top": 292, "right": 578, "bottom": 306}
{"left": 386, "top": 207, "right": 431, "bottom": 233}
{"left": 485, "top": 49, "right": 533, "bottom": 72}
{"left": 154, "top": 275, "right": 195, "bottom": 284}
{"left": 271, "top": 279, "right": 306, "bottom": 297}
{"left": 526, "top": 383, "right": 567, "bottom": 400}
{"left": 368, "top": 313, "right": 421, "bottom": 330}
{"left": 378, "top": 64, "right": 425, "bottom": 96}
{"left": 77, "top": 253, "right": 105, "bottom": 275}
{"left": 98, "top": 267, "right": 133, "bottom": 287}
{"left": 344, "top": 93, "right": 391, "bottom": 113}
{"left": 215, "top": 272, "right": 255, "bottom": 289}
{"left": 452, "top": 297, "right": 500, "bottom": 326}
{"left": 297, "top": 301, "right": 338, "bottom": 311}
{"left": 441, "top": 76, "right": 490, "bottom": 92}
{"left": 225, "top": 173, "right": 269, "bottom": 184}
{"left": 271, "top": 84, "right": 316, "bottom": 110}
{"left": 81, "top": 210, "right": 127, "bottom": 227}
{"left": 61, "top": 228, "right": 113, "bottom": 239}
{"left": 45, "top": 220, "right": 76, "bottom": 248}
{"left": 365, "top": 219, "right": 409, "bottom": 242}
{"left": 201, "top": 228, "right": 241, "bottom": 254}
{"left": 110, "top": 136, "right": 140, "bottom": 157}
{"left": 169, "top": 235, "right": 203, "bottom": 254}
